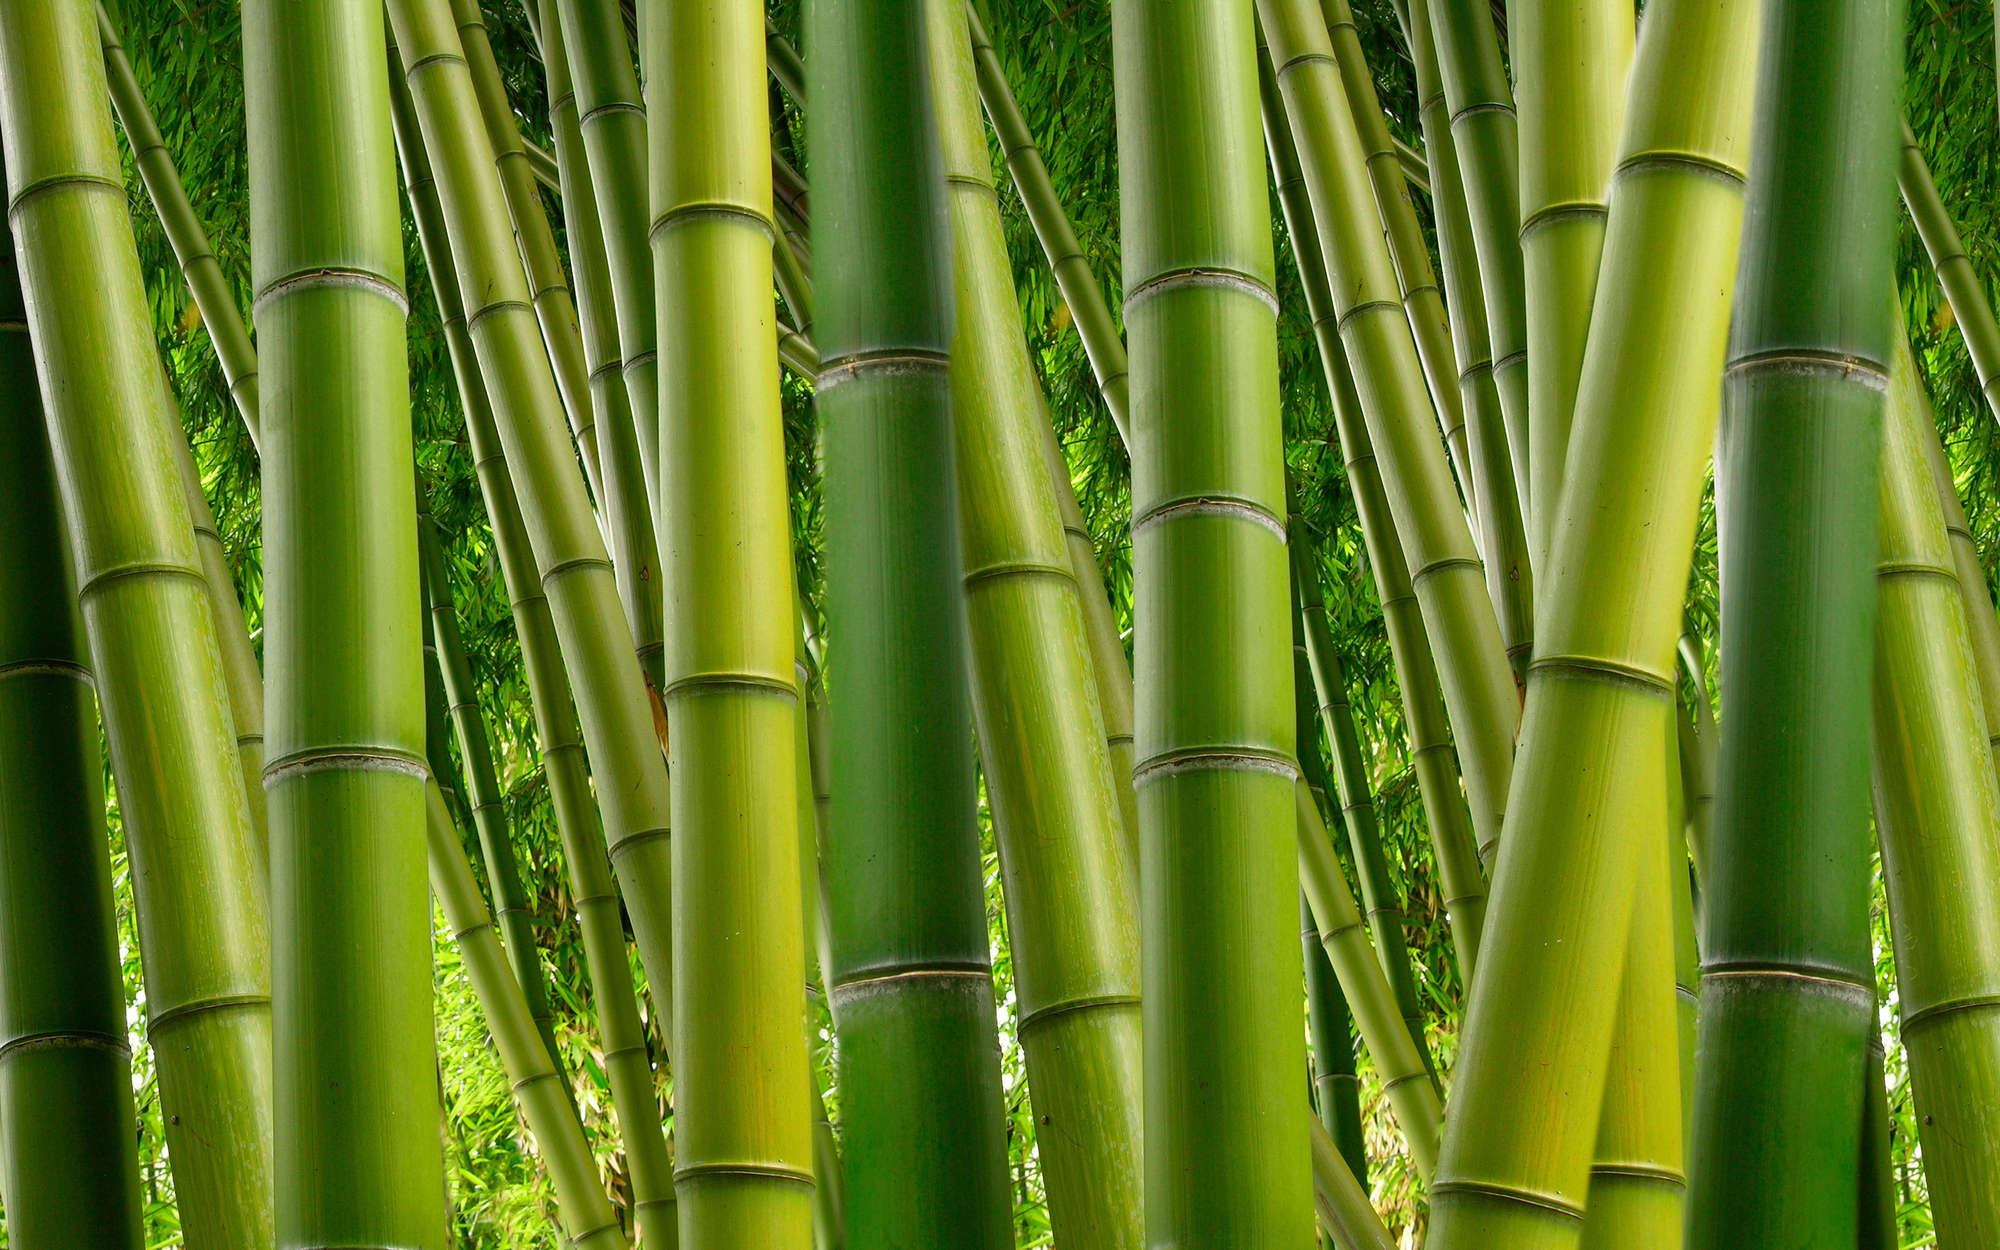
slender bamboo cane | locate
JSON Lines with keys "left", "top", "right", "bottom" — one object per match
{"left": 1310, "top": 1118, "right": 1398, "bottom": 1250}
{"left": 1688, "top": 3, "right": 1899, "bottom": 1240}
{"left": 1424, "top": 2, "right": 1758, "bottom": 1244}
{"left": 389, "top": 65, "right": 680, "bottom": 1250}
{"left": 524, "top": 136, "right": 561, "bottom": 191}
{"left": 813, "top": 4, "right": 1014, "bottom": 1242}
{"left": 1676, "top": 635, "right": 1718, "bottom": 891}
{"left": 1665, "top": 717, "right": 1698, "bottom": 1136}
{"left": 766, "top": 17, "right": 805, "bottom": 106}
{"left": 0, "top": 207, "right": 146, "bottom": 1250}
{"left": 1899, "top": 120, "right": 2000, "bottom": 431}
{"left": 1261, "top": 73, "right": 1488, "bottom": 976}
{"left": 1918, "top": 390, "right": 2000, "bottom": 780}
{"left": 1858, "top": 1037, "right": 1899, "bottom": 1250}
{"left": 550, "top": 0, "right": 661, "bottom": 514}
{"left": 1259, "top": 0, "right": 1519, "bottom": 867}
{"left": 449, "top": 0, "right": 602, "bottom": 502}
{"left": 426, "top": 782, "right": 629, "bottom": 1250}
{"left": 1420, "top": 0, "right": 1529, "bottom": 514}
{"left": 0, "top": 6, "right": 275, "bottom": 1244}
{"left": 647, "top": 0, "right": 816, "bottom": 1242}
{"left": 1870, "top": 323, "right": 2000, "bottom": 1247}
{"left": 1301, "top": 897, "right": 1366, "bottom": 1183}
{"left": 1513, "top": 0, "right": 1630, "bottom": 571}
{"left": 931, "top": 3, "right": 1147, "bottom": 1245}
{"left": 1108, "top": 1, "right": 1315, "bottom": 1237}
{"left": 789, "top": 627, "right": 846, "bottom": 1250}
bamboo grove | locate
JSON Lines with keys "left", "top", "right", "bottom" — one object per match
{"left": 5, "top": 0, "right": 2000, "bottom": 1247}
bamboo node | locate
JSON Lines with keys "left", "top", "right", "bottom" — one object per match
{"left": 1132, "top": 494, "right": 1288, "bottom": 541}
{"left": 1614, "top": 150, "right": 1748, "bottom": 189}
{"left": 6, "top": 172, "right": 124, "bottom": 221}
{"left": 145, "top": 992, "right": 271, "bottom": 1042}
{"left": 814, "top": 349, "right": 949, "bottom": 393}
{"left": 1132, "top": 747, "right": 1299, "bottom": 788}
{"left": 1428, "top": 1179, "right": 1585, "bottom": 1222}
{"left": 1525, "top": 653, "right": 1674, "bottom": 698}
{"left": 0, "top": 1028, "right": 129, "bottom": 1064}
{"left": 1900, "top": 992, "right": 2000, "bottom": 1035}
{"left": 1517, "top": 201, "right": 1609, "bottom": 242}
{"left": 1334, "top": 298, "right": 1405, "bottom": 334}
{"left": 0, "top": 657, "right": 93, "bottom": 686}
{"left": 1017, "top": 992, "right": 1141, "bottom": 1035}
{"left": 261, "top": 746, "right": 430, "bottom": 785}
{"left": 1124, "top": 266, "right": 1279, "bottom": 317}
{"left": 648, "top": 202, "right": 775, "bottom": 246}
{"left": 674, "top": 1162, "right": 816, "bottom": 1189}
{"left": 1723, "top": 348, "right": 1889, "bottom": 391}
{"left": 829, "top": 966, "right": 995, "bottom": 1008}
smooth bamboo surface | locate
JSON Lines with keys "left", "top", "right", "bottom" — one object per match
{"left": 0, "top": 205, "right": 146, "bottom": 1250}
{"left": 1310, "top": 1117, "right": 1398, "bottom": 1250}
{"left": 1900, "top": 119, "right": 2000, "bottom": 430}
{"left": 1918, "top": 363, "right": 2000, "bottom": 782}
{"left": 0, "top": 6, "right": 275, "bottom": 1244}
{"left": 1426, "top": 3, "right": 1758, "bottom": 1245}
{"left": 1301, "top": 896, "right": 1366, "bottom": 1183}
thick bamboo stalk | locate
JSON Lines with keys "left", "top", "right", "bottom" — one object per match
{"left": 1513, "top": 0, "right": 1630, "bottom": 570}
{"left": 389, "top": 64, "right": 680, "bottom": 1250}
{"left": 1258, "top": 0, "right": 1519, "bottom": 866}
{"left": 1424, "top": 2, "right": 1758, "bottom": 1244}
{"left": 1261, "top": 72, "right": 1488, "bottom": 976}
{"left": 647, "top": 0, "right": 816, "bottom": 1243}
{"left": 449, "top": 0, "right": 602, "bottom": 502}
{"left": 1918, "top": 389, "right": 2000, "bottom": 780}
{"left": 0, "top": 5, "right": 275, "bottom": 1244}
{"left": 1870, "top": 324, "right": 2000, "bottom": 1246}
{"left": 812, "top": 4, "right": 1015, "bottom": 1241}
{"left": 0, "top": 211, "right": 146, "bottom": 1250}
{"left": 1687, "top": 2, "right": 1899, "bottom": 1240}
{"left": 1899, "top": 120, "right": 2000, "bottom": 430}
{"left": 932, "top": 3, "right": 1146, "bottom": 1245}
{"left": 1110, "top": 3, "right": 1314, "bottom": 1242}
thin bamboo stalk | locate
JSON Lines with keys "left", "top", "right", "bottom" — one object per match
{"left": 1899, "top": 119, "right": 2000, "bottom": 430}
{"left": 1676, "top": 634, "right": 1718, "bottom": 891}
{"left": 1918, "top": 395, "right": 2000, "bottom": 781}
{"left": 813, "top": 3, "right": 1015, "bottom": 1241}
{"left": 0, "top": 205, "right": 146, "bottom": 1250}
{"left": 647, "top": 0, "right": 816, "bottom": 1242}
{"left": 389, "top": 64, "right": 680, "bottom": 1250}
{"left": 1310, "top": 1118, "right": 1398, "bottom": 1250}
{"left": 1260, "top": 70, "right": 1488, "bottom": 977}
{"left": 1688, "top": 2, "right": 1899, "bottom": 1239}
{"left": 523, "top": 136, "right": 562, "bottom": 192}
{"left": 1870, "top": 323, "right": 2000, "bottom": 1246}
{"left": 1665, "top": 717, "right": 1698, "bottom": 1137}
{"left": 1858, "top": 1037, "right": 1899, "bottom": 1250}
{"left": 1424, "top": 2, "right": 1759, "bottom": 1243}
{"left": 1301, "top": 897, "right": 1366, "bottom": 1183}
{"left": 0, "top": 6, "right": 275, "bottom": 1244}
{"left": 1258, "top": 0, "right": 1519, "bottom": 866}
{"left": 766, "top": 17, "right": 804, "bottom": 105}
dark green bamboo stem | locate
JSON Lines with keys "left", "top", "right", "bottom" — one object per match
{"left": 766, "top": 17, "right": 804, "bottom": 105}
{"left": 1301, "top": 898, "right": 1366, "bottom": 1186}
{"left": 1858, "top": 1037, "right": 1899, "bottom": 1250}
{"left": 1899, "top": 119, "right": 2000, "bottom": 431}
{"left": 0, "top": 195, "right": 146, "bottom": 1250}
{"left": 0, "top": 6, "right": 275, "bottom": 1244}
{"left": 1688, "top": 3, "right": 1899, "bottom": 1241}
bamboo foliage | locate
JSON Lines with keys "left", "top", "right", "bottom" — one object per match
{"left": 0, "top": 5, "right": 275, "bottom": 1245}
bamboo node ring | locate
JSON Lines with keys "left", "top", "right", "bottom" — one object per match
{"left": 251, "top": 266, "right": 408, "bottom": 319}
{"left": 1124, "top": 266, "right": 1279, "bottom": 316}
{"left": 1131, "top": 495, "right": 1288, "bottom": 541}
{"left": 1132, "top": 748, "right": 1299, "bottom": 787}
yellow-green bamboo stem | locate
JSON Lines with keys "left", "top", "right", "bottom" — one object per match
{"left": 1310, "top": 1118, "right": 1397, "bottom": 1250}
{"left": 1919, "top": 397, "right": 2000, "bottom": 780}
{"left": 1899, "top": 119, "right": 2000, "bottom": 430}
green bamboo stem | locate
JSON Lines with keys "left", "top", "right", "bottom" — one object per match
{"left": 523, "top": 135, "right": 562, "bottom": 192}
{"left": 1675, "top": 634, "right": 1718, "bottom": 891}
{"left": 1513, "top": 0, "right": 1630, "bottom": 572}
{"left": 965, "top": 2, "right": 1129, "bottom": 441}
{"left": 1899, "top": 119, "right": 2000, "bottom": 430}
{"left": 1870, "top": 323, "right": 2000, "bottom": 1247}
{"left": 540, "top": 2, "right": 664, "bottom": 690}
{"left": 550, "top": 0, "right": 662, "bottom": 515}
{"left": 1688, "top": 4, "right": 1900, "bottom": 1240}
{"left": 1858, "top": 1037, "right": 1900, "bottom": 1250}
{"left": 0, "top": 205, "right": 146, "bottom": 1250}
{"left": 1296, "top": 781, "right": 1443, "bottom": 1178}
{"left": 766, "top": 17, "right": 804, "bottom": 105}
{"left": 1420, "top": 0, "right": 1529, "bottom": 516}
{"left": 0, "top": 6, "right": 275, "bottom": 1244}
{"left": 789, "top": 628, "right": 846, "bottom": 1250}
{"left": 933, "top": 2, "right": 1147, "bottom": 1244}
{"left": 1918, "top": 389, "right": 2000, "bottom": 781}
{"left": 1260, "top": 0, "right": 1518, "bottom": 870}
{"left": 388, "top": 0, "right": 678, "bottom": 1079}
{"left": 426, "top": 782, "right": 629, "bottom": 1250}
{"left": 1424, "top": 1, "right": 1759, "bottom": 1242}
{"left": 419, "top": 516, "right": 561, "bottom": 1063}
{"left": 648, "top": 0, "right": 816, "bottom": 1242}
{"left": 1394, "top": 132, "right": 1428, "bottom": 195}
{"left": 1309, "top": 1118, "right": 1398, "bottom": 1250}
{"left": 1301, "top": 896, "right": 1366, "bottom": 1185}
{"left": 813, "top": 4, "right": 1015, "bottom": 1241}
{"left": 1261, "top": 74, "right": 1488, "bottom": 977}
{"left": 449, "top": 0, "right": 603, "bottom": 503}
{"left": 95, "top": 2, "right": 260, "bottom": 435}
{"left": 773, "top": 222, "right": 815, "bottom": 340}
{"left": 1665, "top": 717, "right": 1698, "bottom": 1138}
{"left": 389, "top": 62, "right": 680, "bottom": 1250}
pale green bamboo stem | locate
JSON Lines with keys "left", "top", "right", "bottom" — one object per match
{"left": 1899, "top": 119, "right": 2000, "bottom": 431}
{"left": 1676, "top": 633, "right": 1718, "bottom": 891}
{"left": 524, "top": 135, "right": 561, "bottom": 192}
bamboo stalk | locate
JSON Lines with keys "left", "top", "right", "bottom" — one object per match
{"left": 1310, "top": 1118, "right": 1398, "bottom": 1250}
{"left": 1301, "top": 897, "right": 1366, "bottom": 1183}
{"left": 1675, "top": 635, "right": 1718, "bottom": 891}
{"left": 929, "top": 3, "right": 1146, "bottom": 1244}
{"left": 1858, "top": 1037, "right": 1899, "bottom": 1250}
{"left": 0, "top": 195, "right": 146, "bottom": 1250}
{"left": 1258, "top": 0, "right": 1519, "bottom": 867}
{"left": 647, "top": 0, "right": 816, "bottom": 1242}
{"left": 1688, "top": 2, "right": 1900, "bottom": 1239}
{"left": 0, "top": 5, "right": 275, "bottom": 1243}
{"left": 1918, "top": 387, "right": 2000, "bottom": 781}
{"left": 1424, "top": 2, "right": 1759, "bottom": 1243}
{"left": 389, "top": 62, "right": 680, "bottom": 1250}
{"left": 766, "top": 17, "right": 805, "bottom": 105}
{"left": 1898, "top": 119, "right": 2000, "bottom": 430}
{"left": 1870, "top": 323, "right": 2000, "bottom": 1246}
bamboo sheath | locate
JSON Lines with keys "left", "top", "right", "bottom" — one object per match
{"left": 1687, "top": 3, "right": 1899, "bottom": 1241}
{"left": 389, "top": 70, "right": 680, "bottom": 1250}
{"left": 550, "top": 0, "right": 662, "bottom": 514}
{"left": 813, "top": 4, "right": 1015, "bottom": 1242}
{"left": 1919, "top": 397, "right": 2000, "bottom": 780}
{"left": 1260, "top": 75, "right": 1488, "bottom": 977}
{"left": 1110, "top": 2, "right": 1313, "bottom": 1245}
{"left": 426, "top": 782, "right": 628, "bottom": 1250}
{"left": 931, "top": 3, "right": 1146, "bottom": 1245}
{"left": 1310, "top": 1117, "right": 1398, "bottom": 1250}
{"left": 646, "top": 0, "right": 815, "bottom": 1242}
{"left": 1259, "top": 0, "right": 1519, "bottom": 870}
{"left": 0, "top": 209, "right": 146, "bottom": 1250}
{"left": 1871, "top": 326, "right": 2000, "bottom": 1247}
{"left": 1512, "top": 0, "right": 1630, "bottom": 573}
{"left": 1900, "top": 120, "right": 2000, "bottom": 430}
{"left": 0, "top": 5, "right": 276, "bottom": 1245}
{"left": 539, "top": 4, "right": 664, "bottom": 691}
{"left": 1424, "top": 3, "right": 1758, "bottom": 1245}
{"left": 1421, "top": 0, "right": 1530, "bottom": 515}
{"left": 449, "top": 0, "right": 602, "bottom": 504}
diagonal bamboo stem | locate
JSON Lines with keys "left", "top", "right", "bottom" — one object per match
{"left": 1899, "top": 119, "right": 2000, "bottom": 431}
